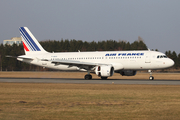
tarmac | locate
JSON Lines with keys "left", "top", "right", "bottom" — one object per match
{"left": 0, "top": 78, "right": 180, "bottom": 85}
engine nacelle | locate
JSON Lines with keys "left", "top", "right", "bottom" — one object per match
{"left": 119, "top": 70, "right": 136, "bottom": 76}
{"left": 95, "top": 65, "right": 114, "bottom": 77}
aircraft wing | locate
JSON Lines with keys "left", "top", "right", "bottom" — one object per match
{"left": 42, "top": 59, "right": 109, "bottom": 70}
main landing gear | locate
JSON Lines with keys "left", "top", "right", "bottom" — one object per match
{"left": 148, "top": 70, "right": 154, "bottom": 80}
{"left": 84, "top": 70, "right": 92, "bottom": 80}
{"left": 84, "top": 73, "right": 92, "bottom": 80}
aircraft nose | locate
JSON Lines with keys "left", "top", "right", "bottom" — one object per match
{"left": 168, "top": 59, "right": 174, "bottom": 67}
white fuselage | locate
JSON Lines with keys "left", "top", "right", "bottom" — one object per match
{"left": 17, "top": 50, "right": 174, "bottom": 71}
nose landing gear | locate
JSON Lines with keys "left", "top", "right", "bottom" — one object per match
{"left": 148, "top": 70, "right": 154, "bottom": 80}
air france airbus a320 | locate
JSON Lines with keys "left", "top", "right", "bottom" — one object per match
{"left": 8, "top": 27, "right": 174, "bottom": 80}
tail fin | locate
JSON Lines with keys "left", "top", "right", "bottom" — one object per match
{"left": 19, "top": 27, "right": 48, "bottom": 55}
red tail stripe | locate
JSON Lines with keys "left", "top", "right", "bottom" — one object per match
{"left": 23, "top": 42, "right": 29, "bottom": 51}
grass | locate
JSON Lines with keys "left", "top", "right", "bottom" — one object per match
{"left": 0, "top": 83, "right": 180, "bottom": 120}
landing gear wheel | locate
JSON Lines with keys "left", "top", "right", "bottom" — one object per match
{"left": 84, "top": 74, "right": 92, "bottom": 80}
{"left": 101, "top": 77, "right": 108, "bottom": 80}
{"left": 149, "top": 76, "right": 154, "bottom": 80}
{"left": 148, "top": 70, "right": 154, "bottom": 80}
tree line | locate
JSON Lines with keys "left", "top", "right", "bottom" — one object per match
{"left": 0, "top": 39, "right": 179, "bottom": 71}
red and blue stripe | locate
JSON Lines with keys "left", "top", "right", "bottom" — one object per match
{"left": 19, "top": 27, "right": 41, "bottom": 51}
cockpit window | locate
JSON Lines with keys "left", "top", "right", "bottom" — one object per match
{"left": 157, "top": 55, "right": 167, "bottom": 58}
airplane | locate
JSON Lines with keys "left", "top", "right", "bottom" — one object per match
{"left": 7, "top": 27, "right": 174, "bottom": 80}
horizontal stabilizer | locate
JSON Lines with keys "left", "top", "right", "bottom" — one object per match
{"left": 6, "top": 55, "right": 33, "bottom": 60}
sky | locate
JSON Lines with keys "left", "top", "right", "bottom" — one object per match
{"left": 0, "top": 0, "right": 180, "bottom": 53}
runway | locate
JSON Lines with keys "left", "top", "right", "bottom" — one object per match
{"left": 0, "top": 78, "right": 180, "bottom": 85}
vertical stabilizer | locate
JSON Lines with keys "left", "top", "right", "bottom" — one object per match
{"left": 19, "top": 27, "right": 47, "bottom": 55}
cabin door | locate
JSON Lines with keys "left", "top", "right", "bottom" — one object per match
{"left": 145, "top": 52, "right": 151, "bottom": 63}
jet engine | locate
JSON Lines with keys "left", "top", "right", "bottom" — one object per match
{"left": 95, "top": 65, "right": 114, "bottom": 77}
{"left": 119, "top": 70, "right": 136, "bottom": 76}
